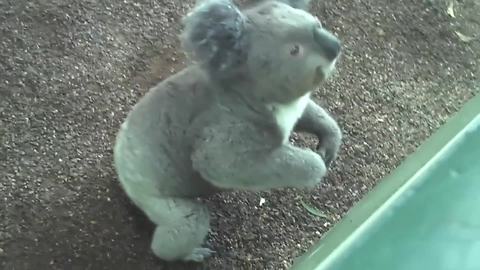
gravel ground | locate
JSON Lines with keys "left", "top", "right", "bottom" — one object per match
{"left": 1, "top": 0, "right": 478, "bottom": 269}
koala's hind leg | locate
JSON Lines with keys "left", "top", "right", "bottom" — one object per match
{"left": 135, "top": 195, "right": 213, "bottom": 262}
{"left": 118, "top": 177, "right": 214, "bottom": 261}
{"left": 114, "top": 137, "right": 212, "bottom": 261}
{"left": 150, "top": 200, "right": 213, "bottom": 262}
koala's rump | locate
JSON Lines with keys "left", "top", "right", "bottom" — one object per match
{"left": 113, "top": 67, "right": 218, "bottom": 197}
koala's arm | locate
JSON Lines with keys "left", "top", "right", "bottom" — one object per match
{"left": 295, "top": 100, "right": 342, "bottom": 166}
{"left": 191, "top": 120, "right": 327, "bottom": 191}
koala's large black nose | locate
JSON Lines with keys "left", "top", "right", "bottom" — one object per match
{"left": 314, "top": 28, "right": 341, "bottom": 61}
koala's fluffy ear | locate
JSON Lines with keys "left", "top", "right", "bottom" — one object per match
{"left": 276, "top": 0, "right": 312, "bottom": 10}
{"left": 181, "top": 0, "right": 249, "bottom": 77}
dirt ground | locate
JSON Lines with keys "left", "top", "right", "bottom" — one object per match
{"left": 1, "top": 0, "right": 479, "bottom": 269}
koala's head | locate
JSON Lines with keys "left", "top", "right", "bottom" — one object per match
{"left": 181, "top": 0, "right": 341, "bottom": 103}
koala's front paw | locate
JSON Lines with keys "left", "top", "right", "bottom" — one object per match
{"left": 316, "top": 134, "right": 341, "bottom": 167}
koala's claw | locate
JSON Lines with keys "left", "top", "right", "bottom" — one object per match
{"left": 316, "top": 142, "right": 335, "bottom": 167}
{"left": 182, "top": 247, "right": 216, "bottom": 262}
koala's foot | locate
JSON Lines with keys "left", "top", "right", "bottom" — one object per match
{"left": 149, "top": 198, "right": 211, "bottom": 262}
{"left": 182, "top": 247, "right": 216, "bottom": 262}
{"left": 151, "top": 223, "right": 212, "bottom": 262}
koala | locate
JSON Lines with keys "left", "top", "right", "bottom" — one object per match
{"left": 113, "top": 0, "right": 342, "bottom": 262}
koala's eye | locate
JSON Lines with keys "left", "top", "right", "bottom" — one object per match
{"left": 290, "top": 45, "right": 301, "bottom": 56}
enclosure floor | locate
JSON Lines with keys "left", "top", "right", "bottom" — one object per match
{"left": 1, "top": 0, "right": 479, "bottom": 269}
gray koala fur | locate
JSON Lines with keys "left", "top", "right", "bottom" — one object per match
{"left": 113, "top": 0, "right": 343, "bottom": 262}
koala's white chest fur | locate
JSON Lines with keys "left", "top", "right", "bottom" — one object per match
{"left": 268, "top": 93, "right": 311, "bottom": 143}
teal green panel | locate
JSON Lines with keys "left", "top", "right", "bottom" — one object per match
{"left": 290, "top": 93, "right": 480, "bottom": 270}
{"left": 319, "top": 115, "right": 480, "bottom": 270}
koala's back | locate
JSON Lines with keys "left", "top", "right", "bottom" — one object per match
{"left": 114, "top": 66, "right": 219, "bottom": 197}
